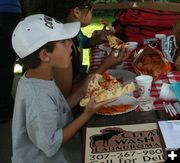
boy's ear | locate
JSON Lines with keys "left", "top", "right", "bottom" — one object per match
{"left": 73, "top": 7, "right": 81, "bottom": 19}
{"left": 39, "top": 49, "right": 50, "bottom": 62}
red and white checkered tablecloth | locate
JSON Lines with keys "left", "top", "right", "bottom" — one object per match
{"left": 89, "top": 45, "right": 106, "bottom": 72}
{"left": 133, "top": 71, "right": 180, "bottom": 110}
{"left": 89, "top": 30, "right": 107, "bottom": 72}
{"left": 150, "top": 71, "right": 180, "bottom": 110}
{"left": 89, "top": 30, "right": 135, "bottom": 73}
{"left": 89, "top": 31, "right": 180, "bottom": 111}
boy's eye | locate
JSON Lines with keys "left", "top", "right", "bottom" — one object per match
{"left": 59, "top": 39, "right": 72, "bottom": 45}
{"left": 60, "top": 40, "right": 66, "bottom": 43}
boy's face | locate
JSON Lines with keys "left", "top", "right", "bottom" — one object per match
{"left": 79, "top": 9, "right": 92, "bottom": 27}
{"left": 77, "top": 2, "right": 93, "bottom": 27}
{"left": 70, "top": 6, "right": 92, "bottom": 27}
{"left": 47, "top": 40, "right": 73, "bottom": 68}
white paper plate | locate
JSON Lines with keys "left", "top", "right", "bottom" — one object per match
{"left": 105, "top": 96, "right": 138, "bottom": 107}
{"left": 115, "top": 63, "right": 124, "bottom": 69}
{"left": 98, "top": 43, "right": 112, "bottom": 55}
{"left": 107, "top": 69, "right": 137, "bottom": 82}
{"left": 96, "top": 96, "right": 138, "bottom": 116}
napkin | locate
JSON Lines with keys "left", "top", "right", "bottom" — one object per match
{"left": 158, "top": 120, "right": 180, "bottom": 148}
{"left": 170, "top": 82, "right": 180, "bottom": 101}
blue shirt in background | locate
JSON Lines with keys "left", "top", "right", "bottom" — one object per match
{"left": 0, "top": 0, "right": 21, "bottom": 13}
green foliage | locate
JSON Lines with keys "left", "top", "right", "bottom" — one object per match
{"left": 82, "top": 16, "right": 114, "bottom": 37}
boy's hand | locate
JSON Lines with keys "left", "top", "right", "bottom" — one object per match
{"left": 99, "top": 30, "right": 113, "bottom": 43}
{"left": 96, "top": 46, "right": 129, "bottom": 74}
{"left": 104, "top": 46, "right": 128, "bottom": 67}
{"left": 111, "top": 47, "right": 128, "bottom": 62}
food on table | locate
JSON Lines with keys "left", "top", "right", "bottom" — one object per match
{"left": 96, "top": 104, "right": 134, "bottom": 115}
{"left": 133, "top": 46, "right": 172, "bottom": 79}
{"left": 80, "top": 72, "right": 135, "bottom": 107}
{"left": 100, "top": 18, "right": 115, "bottom": 33}
{"left": 106, "top": 25, "right": 115, "bottom": 33}
{"left": 136, "top": 53, "right": 164, "bottom": 77}
{"left": 107, "top": 35, "right": 129, "bottom": 49}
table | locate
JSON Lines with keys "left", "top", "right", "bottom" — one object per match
{"left": 86, "top": 110, "right": 176, "bottom": 127}
{"left": 85, "top": 56, "right": 180, "bottom": 163}
{"left": 84, "top": 31, "right": 180, "bottom": 162}
{"left": 82, "top": 110, "right": 180, "bottom": 163}
{"left": 135, "top": 71, "right": 180, "bottom": 111}
{"left": 81, "top": 70, "right": 180, "bottom": 162}
{"left": 89, "top": 30, "right": 180, "bottom": 110}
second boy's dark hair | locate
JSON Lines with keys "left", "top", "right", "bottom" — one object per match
{"left": 20, "top": 41, "right": 56, "bottom": 69}
{"left": 28, "top": 0, "right": 91, "bottom": 22}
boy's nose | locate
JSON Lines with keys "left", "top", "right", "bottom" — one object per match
{"left": 69, "top": 39, "right": 73, "bottom": 44}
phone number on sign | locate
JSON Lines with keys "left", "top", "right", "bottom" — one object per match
{"left": 88, "top": 148, "right": 164, "bottom": 163}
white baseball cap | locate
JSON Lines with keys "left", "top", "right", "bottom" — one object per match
{"left": 12, "top": 14, "right": 80, "bottom": 58}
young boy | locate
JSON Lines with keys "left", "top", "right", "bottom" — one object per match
{"left": 28, "top": 0, "right": 128, "bottom": 97}
{"left": 11, "top": 14, "right": 114, "bottom": 163}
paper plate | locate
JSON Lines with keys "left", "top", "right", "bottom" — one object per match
{"left": 107, "top": 69, "right": 137, "bottom": 82}
{"left": 115, "top": 63, "right": 124, "bottom": 69}
{"left": 96, "top": 96, "right": 138, "bottom": 116}
{"left": 98, "top": 43, "right": 112, "bottom": 55}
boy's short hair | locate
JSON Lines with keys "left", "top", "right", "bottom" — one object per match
{"left": 20, "top": 41, "right": 56, "bottom": 69}
{"left": 68, "top": 0, "right": 91, "bottom": 7}
{"left": 58, "top": 0, "right": 91, "bottom": 8}
{"left": 12, "top": 14, "right": 80, "bottom": 59}
{"left": 28, "top": 1, "right": 92, "bottom": 23}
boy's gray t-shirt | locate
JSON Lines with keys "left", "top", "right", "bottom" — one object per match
{"left": 11, "top": 75, "right": 82, "bottom": 163}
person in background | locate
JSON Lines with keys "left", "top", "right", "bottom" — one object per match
{"left": 28, "top": 0, "right": 128, "bottom": 97}
{"left": 11, "top": 14, "right": 115, "bottom": 163}
{"left": 111, "top": 9, "right": 127, "bottom": 42}
{"left": 0, "top": 0, "right": 21, "bottom": 123}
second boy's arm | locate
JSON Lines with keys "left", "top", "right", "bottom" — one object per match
{"left": 83, "top": 36, "right": 103, "bottom": 48}
{"left": 83, "top": 30, "right": 111, "bottom": 48}
{"left": 95, "top": 47, "right": 128, "bottom": 74}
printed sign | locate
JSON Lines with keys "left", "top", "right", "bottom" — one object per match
{"left": 84, "top": 123, "right": 164, "bottom": 163}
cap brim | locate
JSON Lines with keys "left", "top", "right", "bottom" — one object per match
{"left": 56, "top": 21, "right": 80, "bottom": 41}
{"left": 24, "top": 15, "right": 80, "bottom": 40}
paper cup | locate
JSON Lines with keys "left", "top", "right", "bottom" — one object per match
{"left": 155, "top": 34, "right": 166, "bottom": 39}
{"left": 126, "top": 42, "right": 138, "bottom": 52}
{"left": 135, "top": 75, "right": 153, "bottom": 96}
{"left": 159, "top": 83, "right": 176, "bottom": 100}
